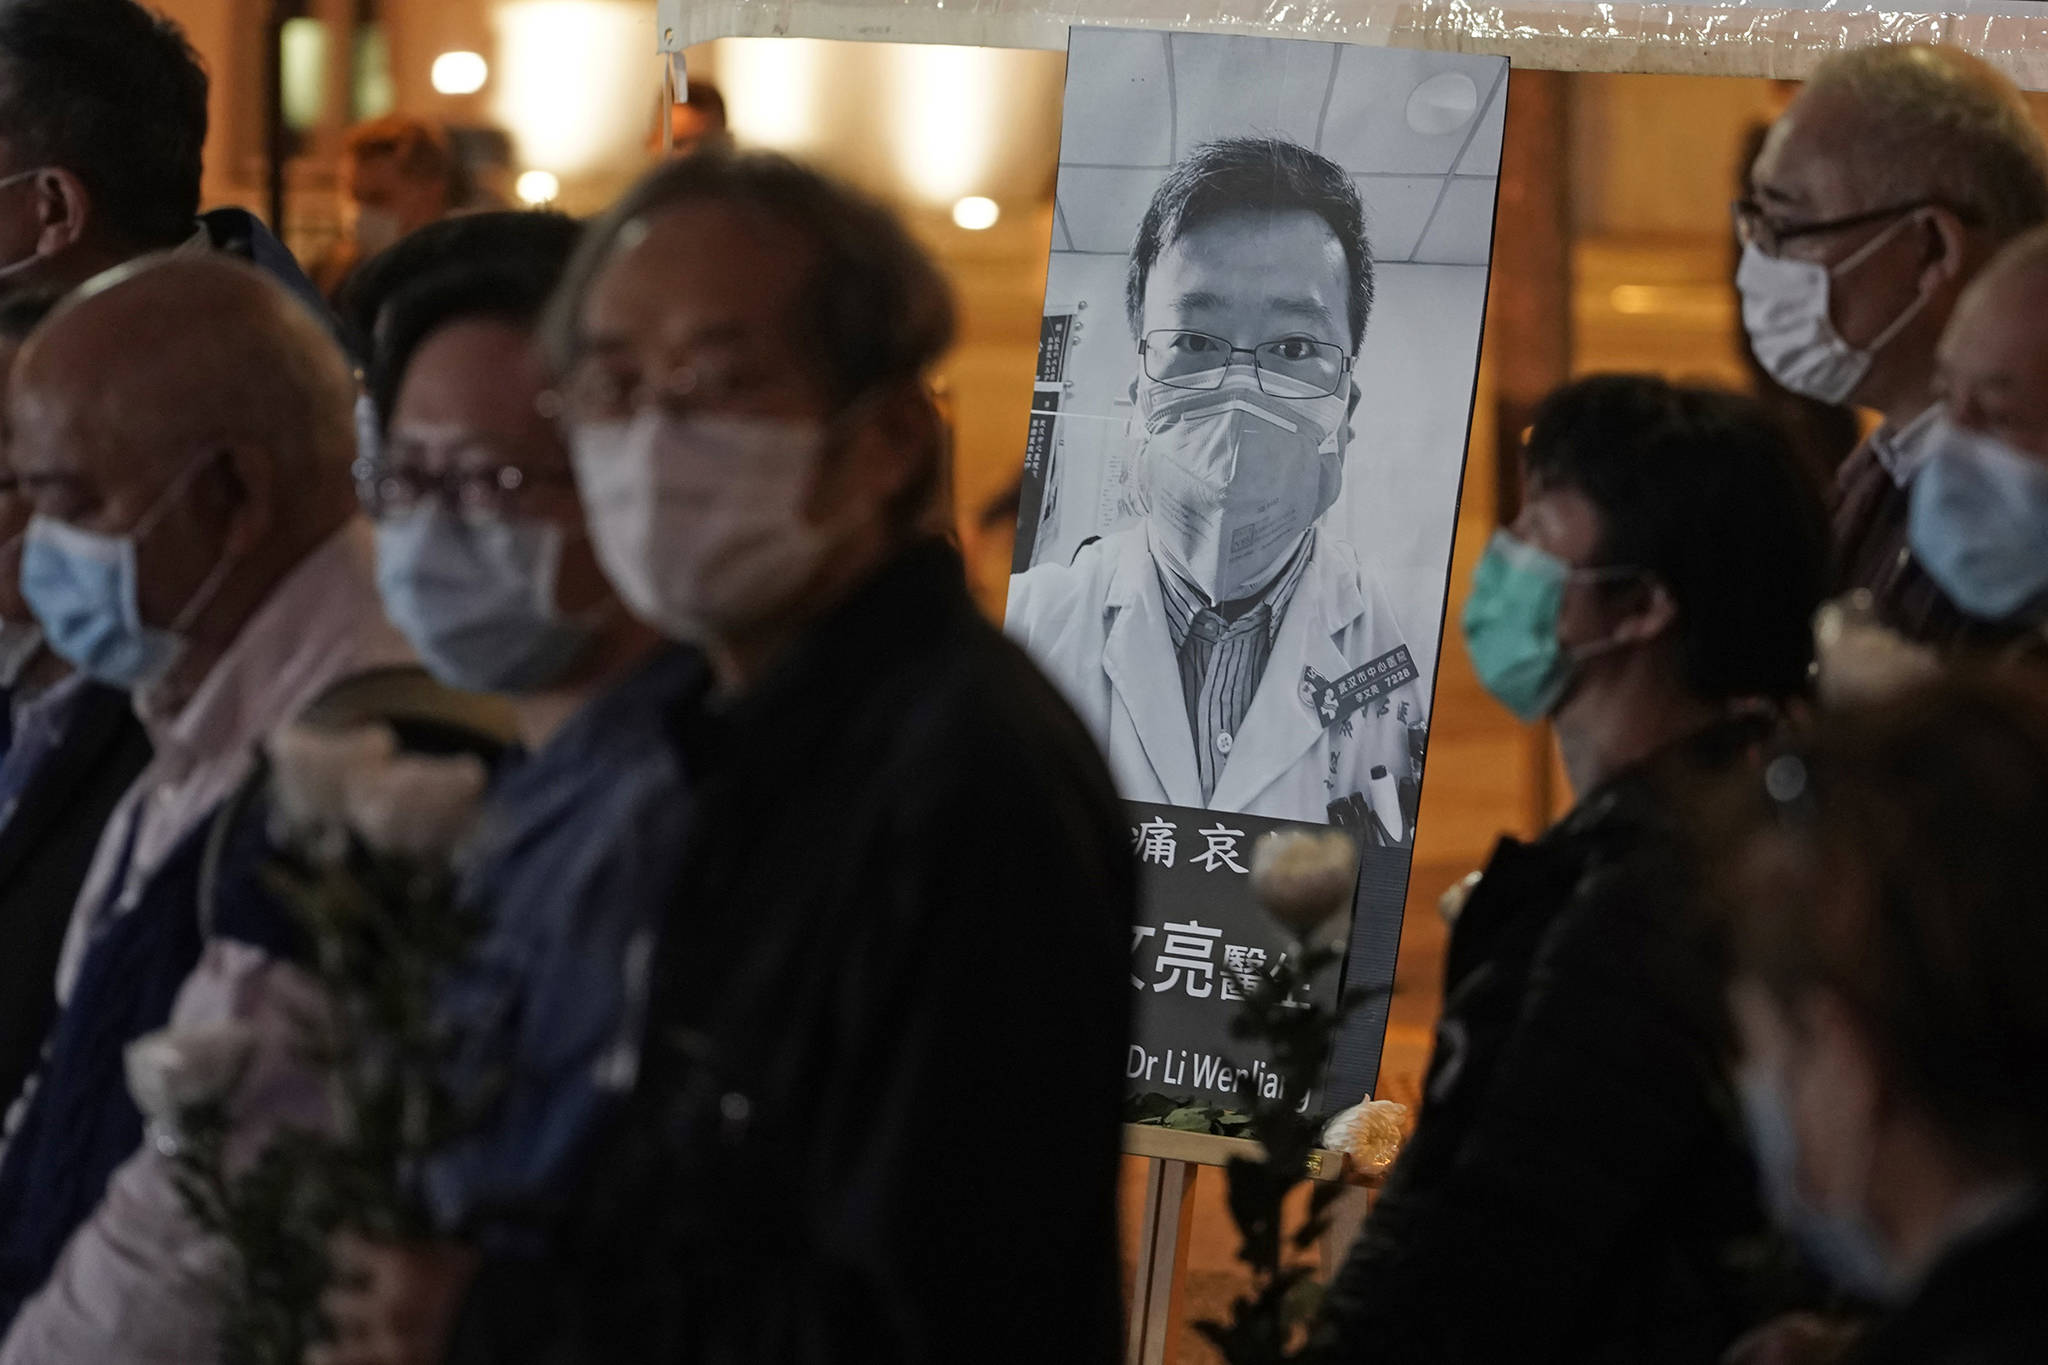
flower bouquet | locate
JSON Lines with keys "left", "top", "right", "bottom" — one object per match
{"left": 126, "top": 725, "right": 492, "bottom": 1365}
{"left": 1197, "top": 828, "right": 1404, "bottom": 1365}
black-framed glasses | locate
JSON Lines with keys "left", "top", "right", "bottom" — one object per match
{"left": 1730, "top": 196, "right": 1970, "bottom": 258}
{"left": 356, "top": 459, "right": 577, "bottom": 519}
{"left": 1139, "top": 330, "right": 1352, "bottom": 400}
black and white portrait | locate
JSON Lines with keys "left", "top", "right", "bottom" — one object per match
{"left": 1005, "top": 30, "right": 1506, "bottom": 831}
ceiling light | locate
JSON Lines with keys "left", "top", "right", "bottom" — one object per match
{"left": 432, "top": 50, "right": 489, "bottom": 96}
{"left": 952, "top": 196, "right": 999, "bottom": 230}
{"left": 516, "top": 170, "right": 560, "bottom": 205}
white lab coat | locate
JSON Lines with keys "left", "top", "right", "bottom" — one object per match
{"left": 1006, "top": 525, "right": 1426, "bottom": 825}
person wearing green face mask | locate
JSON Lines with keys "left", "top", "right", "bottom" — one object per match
{"left": 1315, "top": 375, "right": 1830, "bottom": 1365}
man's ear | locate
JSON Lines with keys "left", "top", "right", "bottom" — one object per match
{"left": 1610, "top": 577, "right": 1680, "bottom": 646}
{"left": 212, "top": 444, "right": 276, "bottom": 562}
{"left": 1920, "top": 205, "right": 1972, "bottom": 296}
{"left": 27, "top": 168, "right": 92, "bottom": 261}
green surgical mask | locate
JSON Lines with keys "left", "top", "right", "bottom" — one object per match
{"left": 1461, "top": 531, "right": 1639, "bottom": 723}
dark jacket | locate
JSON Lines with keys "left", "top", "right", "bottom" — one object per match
{"left": 1831, "top": 438, "right": 2019, "bottom": 650}
{"left": 0, "top": 682, "right": 149, "bottom": 1116}
{"left": 457, "top": 541, "right": 1132, "bottom": 1365}
{"left": 1314, "top": 716, "right": 1804, "bottom": 1365}
{"left": 1855, "top": 1198, "right": 2048, "bottom": 1365}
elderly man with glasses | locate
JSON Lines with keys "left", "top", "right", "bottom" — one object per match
{"left": 1007, "top": 136, "right": 1426, "bottom": 828}
{"left": 1737, "top": 43, "right": 2048, "bottom": 648}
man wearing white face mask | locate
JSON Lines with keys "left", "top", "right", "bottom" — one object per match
{"left": 1738, "top": 43, "right": 2048, "bottom": 647}
{"left": 1718, "top": 672, "right": 2048, "bottom": 1364}
{"left": 1007, "top": 137, "right": 1425, "bottom": 828}
{"left": 360, "top": 151, "right": 1133, "bottom": 1365}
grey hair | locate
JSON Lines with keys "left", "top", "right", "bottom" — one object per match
{"left": 1806, "top": 43, "right": 2048, "bottom": 242}
{"left": 539, "top": 149, "right": 955, "bottom": 400}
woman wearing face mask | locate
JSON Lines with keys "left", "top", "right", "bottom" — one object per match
{"left": 1313, "top": 375, "right": 1830, "bottom": 1365}
{"left": 318, "top": 226, "right": 696, "bottom": 1362}
{"left": 1719, "top": 669, "right": 2048, "bottom": 1364}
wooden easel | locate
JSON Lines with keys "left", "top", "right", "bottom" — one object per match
{"left": 1120, "top": 1124, "right": 1351, "bottom": 1365}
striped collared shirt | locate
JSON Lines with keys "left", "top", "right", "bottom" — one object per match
{"left": 1157, "top": 532, "right": 1316, "bottom": 804}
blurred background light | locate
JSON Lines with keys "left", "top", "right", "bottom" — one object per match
{"left": 891, "top": 44, "right": 1007, "bottom": 206}
{"left": 717, "top": 37, "right": 824, "bottom": 149}
{"left": 279, "top": 18, "right": 328, "bottom": 132}
{"left": 431, "top": 50, "right": 490, "bottom": 96}
{"left": 516, "top": 169, "right": 561, "bottom": 205}
{"left": 952, "top": 195, "right": 999, "bottom": 230}
{"left": 493, "top": 0, "right": 648, "bottom": 180}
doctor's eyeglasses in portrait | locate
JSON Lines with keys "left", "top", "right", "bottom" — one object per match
{"left": 1139, "top": 330, "right": 1354, "bottom": 400}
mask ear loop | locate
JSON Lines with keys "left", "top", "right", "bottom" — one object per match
{"left": 133, "top": 449, "right": 245, "bottom": 639}
{"left": 1831, "top": 210, "right": 1938, "bottom": 356}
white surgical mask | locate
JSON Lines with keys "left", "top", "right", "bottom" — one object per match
{"left": 569, "top": 409, "right": 837, "bottom": 642}
{"left": 1737, "top": 213, "right": 1931, "bottom": 406}
{"left": 1136, "top": 374, "right": 1345, "bottom": 604}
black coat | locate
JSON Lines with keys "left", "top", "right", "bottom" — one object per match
{"left": 0, "top": 682, "right": 149, "bottom": 1114}
{"left": 1854, "top": 1199, "right": 2048, "bottom": 1365}
{"left": 1314, "top": 717, "right": 1804, "bottom": 1365}
{"left": 459, "top": 541, "right": 1132, "bottom": 1364}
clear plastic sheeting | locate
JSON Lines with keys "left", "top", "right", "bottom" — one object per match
{"left": 654, "top": 0, "right": 2048, "bottom": 89}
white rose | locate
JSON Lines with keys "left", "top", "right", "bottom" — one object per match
{"left": 124, "top": 1022, "right": 258, "bottom": 1130}
{"left": 341, "top": 751, "right": 489, "bottom": 860}
{"left": 1320, "top": 1097, "right": 1409, "bottom": 1173}
{"left": 1249, "top": 829, "right": 1358, "bottom": 939}
{"left": 266, "top": 724, "right": 397, "bottom": 838}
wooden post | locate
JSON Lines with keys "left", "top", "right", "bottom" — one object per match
{"left": 1127, "top": 1158, "right": 1200, "bottom": 1365}
{"left": 1484, "top": 69, "right": 1574, "bottom": 832}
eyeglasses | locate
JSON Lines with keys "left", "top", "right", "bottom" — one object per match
{"left": 1139, "top": 330, "right": 1352, "bottom": 400}
{"left": 1729, "top": 196, "right": 1969, "bottom": 259}
{"left": 558, "top": 357, "right": 764, "bottom": 426}
{"left": 356, "top": 458, "right": 577, "bottom": 519}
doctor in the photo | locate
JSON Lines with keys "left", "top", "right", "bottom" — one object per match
{"left": 1007, "top": 136, "right": 1425, "bottom": 829}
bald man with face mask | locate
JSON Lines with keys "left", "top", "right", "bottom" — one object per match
{"left": 0, "top": 254, "right": 423, "bottom": 1358}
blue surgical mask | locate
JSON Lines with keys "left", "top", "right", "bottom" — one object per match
{"left": 1907, "top": 415, "right": 2048, "bottom": 623}
{"left": 375, "top": 504, "right": 601, "bottom": 693}
{"left": 1737, "top": 1067, "right": 1901, "bottom": 1302}
{"left": 19, "top": 452, "right": 233, "bottom": 690}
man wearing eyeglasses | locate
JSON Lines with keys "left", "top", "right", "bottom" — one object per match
{"left": 1738, "top": 43, "right": 2048, "bottom": 648}
{"left": 1007, "top": 136, "right": 1424, "bottom": 829}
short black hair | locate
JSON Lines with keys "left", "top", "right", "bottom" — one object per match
{"left": 368, "top": 214, "right": 583, "bottom": 434}
{"left": 1524, "top": 374, "right": 1828, "bottom": 703}
{"left": 543, "top": 149, "right": 954, "bottom": 401}
{"left": 1125, "top": 137, "right": 1373, "bottom": 349}
{"left": 0, "top": 0, "right": 208, "bottom": 250}
{"left": 338, "top": 210, "right": 581, "bottom": 368}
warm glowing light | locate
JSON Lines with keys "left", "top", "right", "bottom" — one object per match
{"left": 493, "top": 1, "right": 649, "bottom": 178}
{"left": 891, "top": 45, "right": 1007, "bottom": 206}
{"left": 516, "top": 170, "right": 561, "bottom": 205}
{"left": 718, "top": 38, "right": 825, "bottom": 149}
{"left": 952, "top": 196, "right": 999, "bottom": 230}
{"left": 431, "top": 51, "right": 489, "bottom": 96}
{"left": 279, "top": 18, "right": 328, "bottom": 132}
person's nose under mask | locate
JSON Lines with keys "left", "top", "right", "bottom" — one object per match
{"left": 1137, "top": 375, "right": 1345, "bottom": 605}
